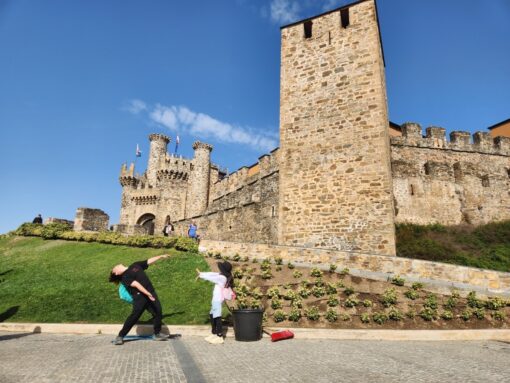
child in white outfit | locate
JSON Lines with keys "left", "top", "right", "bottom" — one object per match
{"left": 196, "top": 261, "right": 233, "bottom": 344}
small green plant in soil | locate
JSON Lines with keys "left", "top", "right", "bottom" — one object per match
{"left": 404, "top": 289, "right": 419, "bottom": 300}
{"left": 288, "top": 308, "right": 301, "bottom": 322}
{"left": 440, "top": 310, "right": 454, "bottom": 320}
{"left": 251, "top": 287, "right": 263, "bottom": 299}
{"left": 298, "top": 287, "right": 311, "bottom": 298}
{"left": 360, "top": 313, "right": 371, "bottom": 323}
{"left": 372, "top": 312, "right": 388, "bottom": 325}
{"left": 461, "top": 309, "right": 472, "bottom": 321}
{"left": 293, "top": 270, "right": 303, "bottom": 278}
{"left": 260, "top": 259, "right": 271, "bottom": 270}
{"left": 275, "top": 265, "right": 282, "bottom": 272}
{"left": 381, "top": 288, "right": 398, "bottom": 307}
{"left": 242, "top": 256, "right": 249, "bottom": 262}
{"left": 344, "top": 287, "right": 355, "bottom": 296}
{"left": 325, "top": 308, "right": 338, "bottom": 322}
{"left": 444, "top": 295, "right": 458, "bottom": 309}
{"left": 329, "top": 264, "right": 337, "bottom": 273}
{"left": 411, "top": 282, "right": 423, "bottom": 290}
{"left": 419, "top": 307, "right": 438, "bottom": 321}
{"left": 391, "top": 275, "right": 405, "bottom": 286}
{"left": 344, "top": 297, "right": 359, "bottom": 308}
{"left": 287, "top": 261, "right": 295, "bottom": 269}
{"left": 467, "top": 291, "right": 485, "bottom": 308}
{"left": 339, "top": 268, "right": 350, "bottom": 276}
{"left": 327, "top": 296, "right": 340, "bottom": 307}
{"left": 473, "top": 308, "right": 485, "bottom": 320}
{"left": 335, "top": 281, "right": 345, "bottom": 288}
{"left": 274, "top": 256, "right": 283, "bottom": 265}
{"left": 340, "top": 313, "right": 351, "bottom": 321}
{"left": 314, "top": 277, "right": 325, "bottom": 287}
{"left": 273, "top": 310, "right": 287, "bottom": 323}
{"left": 291, "top": 298, "right": 303, "bottom": 309}
{"left": 388, "top": 308, "right": 404, "bottom": 321}
{"left": 486, "top": 297, "right": 505, "bottom": 310}
{"left": 214, "top": 252, "right": 222, "bottom": 259}
{"left": 311, "top": 286, "right": 326, "bottom": 298}
{"left": 326, "top": 283, "right": 337, "bottom": 295}
{"left": 283, "top": 290, "right": 298, "bottom": 301}
{"left": 301, "top": 279, "right": 312, "bottom": 288}
{"left": 310, "top": 267, "right": 323, "bottom": 278}
{"left": 267, "top": 287, "right": 280, "bottom": 299}
{"left": 271, "top": 299, "right": 283, "bottom": 310}
{"left": 232, "top": 253, "right": 241, "bottom": 262}
{"left": 362, "top": 299, "right": 373, "bottom": 307}
{"left": 492, "top": 311, "right": 506, "bottom": 321}
{"left": 232, "top": 268, "right": 244, "bottom": 279}
{"left": 252, "top": 258, "right": 258, "bottom": 263}
{"left": 406, "top": 309, "right": 416, "bottom": 319}
{"left": 261, "top": 269, "right": 273, "bottom": 280}
{"left": 423, "top": 294, "right": 438, "bottom": 310}
{"left": 250, "top": 299, "right": 262, "bottom": 309}
{"left": 305, "top": 306, "right": 320, "bottom": 321}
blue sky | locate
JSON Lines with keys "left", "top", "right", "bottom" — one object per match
{"left": 1, "top": 0, "right": 509, "bottom": 234}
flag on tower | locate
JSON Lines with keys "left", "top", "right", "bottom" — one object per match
{"left": 175, "top": 135, "right": 180, "bottom": 154}
{"left": 136, "top": 144, "right": 142, "bottom": 157}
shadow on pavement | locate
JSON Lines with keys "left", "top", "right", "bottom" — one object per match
{"left": 0, "top": 326, "right": 41, "bottom": 342}
{"left": 0, "top": 306, "right": 19, "bottom": 322}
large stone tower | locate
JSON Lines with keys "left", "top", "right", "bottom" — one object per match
{"left": 147, "top": 133, "right": 171, "bottom": 186}
{"left": 186, "top": 141, "right": 213, "bottom": 218}
{"left": 278, "top": 0, "right": 396, "bottom": 255}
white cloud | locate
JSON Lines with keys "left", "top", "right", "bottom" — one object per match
{"left": 125, "top": 100, "right": 278, "bottom": 152}
{"left": 270, "top": 0, "right": 300, "bottom": 24}
{"left": 125, "top": 99, "right": 147, "bottom": 114}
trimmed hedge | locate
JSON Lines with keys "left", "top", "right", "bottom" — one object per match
{"left": 12, "top": 222, "right": 198, "bottom": 253}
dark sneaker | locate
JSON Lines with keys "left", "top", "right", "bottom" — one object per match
{"left": 113, "top": 336, "right": 124, "bottom": 345}
{"left": 153, "top": 333, "right": 169, "bottom": 341}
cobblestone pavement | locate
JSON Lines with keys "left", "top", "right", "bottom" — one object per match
{"left": 1, "top": 331, "right": 510, "bottom": 383}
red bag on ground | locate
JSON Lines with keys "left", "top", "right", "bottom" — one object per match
{"left": 270, "top": 330, "right": 294, "bottom": 342}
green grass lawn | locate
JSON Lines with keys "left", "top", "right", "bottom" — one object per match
{"left": 0, "top": 236, "right": 211, "bottom": 324}
{"left": 396, "top": 220, "right": 510, "bottom": 272}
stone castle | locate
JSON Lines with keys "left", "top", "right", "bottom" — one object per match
{"left": 117, "top": 0, "right": 510, "bottom": 258}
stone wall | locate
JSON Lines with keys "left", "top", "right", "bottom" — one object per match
{"left": 201, "top": 239, "right": 510, "bottom": 297}
{"left": 74, "top": 208, "right": 109, "bottom": 232}
{"left": 278, "top": 0, "right": 396, "bottom": 255}
{"left": 391, "top": 124, "right": 510, "bottom": 225}
{"left": 44, "top": 217, "right": 74, "bottom": 227}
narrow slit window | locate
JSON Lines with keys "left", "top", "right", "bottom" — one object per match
{"left": 304, "top": 21, "right": 313, "bottom": 39}
{"left": 481, "top": 175, "right": 490, "bottom": 188}
{"left": 410, "top": 184, "right": 415, "bottom": 196}
{"left": 271, "top": 205, "right": 276, "bottom": 217}
{"left": 341, "top": 8, "right": 350, "bottom": 28}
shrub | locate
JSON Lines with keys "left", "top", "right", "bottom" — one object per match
{"left": 473, "top": 307, "right": 485, "bottom": 320}
{"left": 440, "top": 310, "right": 453, "bottom": 320}
{"left": 461, "top": 309, "right": 472, "bottom": 321}
{"left": 329, "top": 264, "right": 337, "bottom": 272}
{"left": 372, "top": 312, "right": 388, "bottom": 325}
{"left": 304, "top": 306, "right": 320, "bottom": 321}
{"left": 41, "top": 222, "right": 73, "bottom": 239}
{"left": 404, "top": 289, "right": 419, "bottom": 300}
{"left": 444, "top": 296, "right": 458, "bottom": 310}
{"left": 292, "top": 270, "right": 302, "bottom": 279}
{"left": 326, "top": 283, "right": 337, "bottom": 295}
{"left": 298, "top": 287, "right": 311, "bottom": 298}
{"left": 271, "top": 299, "right": 283, "bottom": 310}
{"left": 362, "top": 299, "right": 373, "bottom": 307}
{"left": 492, "top": 311, "right": 506, "bottom": 321}
{"left": 467, "top": 291, "right": 484, "bottom": 309}
{"left": 14, "top": 222, "right": 44, "bottom": 237}
{"left": 391, "top": 275, "right": 405, "bottom": 286}
{"left": 174, "top": 237, "right": 198, "bottom": 252}
{"left": 267, "top": 287, "right": 280, "bottom": 299}
{"left": 311, "top": 286, "right": 326, "bottom": 298}
{"left": 327, "top": 296, "right": 339, "bottom": 307}
{"left": 381, "top": 288, "right": 397, "bottom": 307}
{"left": 423, "top": 294, "right": 438, "bottom": 310}
{"left": 344, "top": 297, "right": 359, "bottom": 308}
{"left": 325, "top": 309, "right": 338, "bottom": 322}
{"left": 344, "top": 287, "right": 355, "bottom": 296}
{"left": 360, "top": 313, "right": 371, "bottom": 323}
{"left": 388, "top": 308, "right": 404, "bottom": 321}
{"left": 486, "top": 297, "right": 505, "bottom": 310}
{"left": 287, "top": 261, "right": 295, "bottom": 269}
{"left": 310, "top": 267, "right": 323, "bottom": 278}
{"left": 273, "top": 310, "right": 287, "bottom": 323}
{"left": 288, "top": 308, "right": 301, "bottom": 322}
{"left": 419, "top": 307, "right": 438, "bottom": 321}
{"left": 274, "top": 256, "right": 283, "bottom": 265}
{"left": 411, "top": 282, "right": 424, "bottom": 290}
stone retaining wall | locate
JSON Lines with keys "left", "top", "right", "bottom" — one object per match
{"left": 201, "top": 240, "right": 510, "bottom": 297}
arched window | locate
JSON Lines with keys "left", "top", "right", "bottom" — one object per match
{"left": 137, "top": 213, "right": 156, "bottom": 235}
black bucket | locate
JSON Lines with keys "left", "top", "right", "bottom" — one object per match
{"left": 232, "top": 308, "right": 264, "bottom": 341}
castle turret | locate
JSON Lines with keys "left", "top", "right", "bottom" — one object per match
{"left": 186, "top": 141, "right": 213, "bottom": 218}
{"left": 147, "top": 133, "right": 171, "bottom": 186}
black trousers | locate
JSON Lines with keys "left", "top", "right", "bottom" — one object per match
{"left": 118, "top": 292, "right": 162, "bottom": 337}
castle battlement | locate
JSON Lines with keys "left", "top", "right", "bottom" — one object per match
{"left": 391, "top": 122, "right": 510, "bottom": 156}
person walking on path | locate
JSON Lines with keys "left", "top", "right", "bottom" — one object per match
{"left": 195, "top": 261, "right": 233, "bottom": 344}
{"left": 109, "top": 254, "right": 171, "bottom": 345}
{"left": 32, "top": 214, "right": 43, "bottom": 224}
{"left": 188, "top": 222, "right": 198, "bottom": 240}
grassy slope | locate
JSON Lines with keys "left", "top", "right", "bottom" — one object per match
{"left": 396, "top": 220, "right": 510, "bottom": 272}
{"left": 0, "top": 236, "right": 211, "bottom": 324}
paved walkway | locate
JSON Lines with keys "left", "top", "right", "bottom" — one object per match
{"left": 1, "top": 331, "right": 510, "bottom": 382}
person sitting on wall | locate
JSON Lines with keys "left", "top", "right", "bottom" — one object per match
{"left": 32, "top": 214, "right": 43, "bottom": 224}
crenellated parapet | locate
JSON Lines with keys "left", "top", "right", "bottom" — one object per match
{"left": 192, "top": 141, "right": 213, "bottom": 151}
{"left": 119, "top": 163, "right": 140, "bottom": 188}
{"left": 149, "top": 133, "right": 170, "bottom": 144}
{"left": 391, "top": 122, "right": 510, "bottom": 156}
